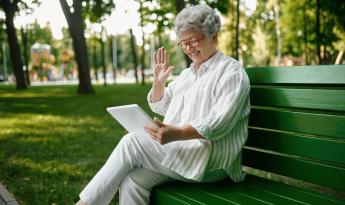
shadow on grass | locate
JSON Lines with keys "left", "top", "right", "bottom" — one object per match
{"left": 0, "top": 84, "right": 154, "bottom": 205}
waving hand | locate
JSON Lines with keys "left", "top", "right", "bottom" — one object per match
{"left": 153, "top": 47, "right": 174, "bottom": 85}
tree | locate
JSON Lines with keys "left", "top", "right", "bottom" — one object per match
{"left": 100, "top": 26, "right": 107, "bottom": 86}
{"left": 0, "top": 0, "right": 37, "bottom": 89}
{"left": 19, "top": 20, "right": 56, "bottom": 83}
{"left": 316, "top": 0, "right": 321, "bottom": 64}
{"left": 322, "top": 0, "right": 345, "bottom": 31}
{"left": 59, "top": 0, "right": 114, "bottom": 94}
{"left": 0, "top": 20, "right": 9, "bottom": 80}
{"left": 89, "top": 36, "right": 99, "bottom": 81}
{"left": 129, "top": 28, "right": 139, "bottom": 84}
{"left": 234, "top": 0, "right": 240, "bottom": 60}
{"left": 21, "top": 27, "right": 30, "bottom": 85}
{"left": 138, "top": 0, "right": 147, "bottom": 85}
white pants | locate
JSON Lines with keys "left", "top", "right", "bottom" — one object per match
{"left": 79, "top": 132, "right": 227, "bottom": 205}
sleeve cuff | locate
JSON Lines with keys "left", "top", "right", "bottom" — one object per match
{"left": 147, "top": 89, "right": 170, "bottom": 116}
{"left": 189, "top": 118, "right": 212, "bottom": 140}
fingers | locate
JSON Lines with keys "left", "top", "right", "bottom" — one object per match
{"left": 144, "top": 125, "right": 161, "bottom": 142}
{"left": 154, "top": 117, "right": 165, "bottom": 128}
{"left": 154, "top": 52, "right": 158, "bottom": 64}
{"left": 144, "top": 124, "right": 158, "bottom": 133}
{"left": 160, "top": 47, "right": 164, "bottom": 64}
{"left": 155, "top": 47, "right": 168, "bottom": 64}
{"left": 164, "top": 66, "right": 174, "bottom": 75}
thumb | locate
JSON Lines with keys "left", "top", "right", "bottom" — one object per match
{"left": 154, "top": 117, "right": 165, "bottom": 128}
{"left": 165, "top": 66, "right": 174, "bottom": 75}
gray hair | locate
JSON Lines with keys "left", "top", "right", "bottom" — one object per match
{"left": 175, "top": 5, "right": 221, "bottom": 38}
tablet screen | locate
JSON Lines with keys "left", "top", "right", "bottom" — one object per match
{"left": 107, "top": 104, "right": 157, "bottom": 134}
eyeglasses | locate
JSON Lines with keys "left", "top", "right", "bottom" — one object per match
{"left": 177, "top": 35, "right": 206, "bottom": 49}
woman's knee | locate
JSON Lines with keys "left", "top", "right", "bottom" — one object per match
{"left": 121, "top": 132, "right": 139, "bottom": 142}
{"left": 120, "top": 132, "right": 154, "bottom": 151}
{"left": 120, "top": 168, "right": 169, "bottom": 192}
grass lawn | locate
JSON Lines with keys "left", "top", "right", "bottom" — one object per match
{"left": 0, "top": 84, "right": 154, "bottom": 205}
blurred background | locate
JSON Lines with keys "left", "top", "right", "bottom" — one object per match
{"left": 0, "top": 0, "right": 344, "bottom": 91}
{"left": 1, "top": 1, "right": 344, "bottom": 204}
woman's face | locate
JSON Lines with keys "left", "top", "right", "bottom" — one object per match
{"left": 178, "top": 29, "right": 217, "bottom": 66}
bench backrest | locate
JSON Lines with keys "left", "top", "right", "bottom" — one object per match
{"left": 243, "top": 65, "right": 345, "bottom": 192}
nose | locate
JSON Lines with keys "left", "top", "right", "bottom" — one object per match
{"left": 184, "top": 44, "right": 193, "bottom": 52}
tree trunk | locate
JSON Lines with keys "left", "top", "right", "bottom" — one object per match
{"left": 100, "top": 27, "right": 107, "bottom": 86}
{"left": 21, "top": 27, "right": 30, "bottom": 85}
{"left": 175, "top": 0, "right": 185, "bottom": 12}
{"left": 234, "top": 0, "right": 240, "bottom": 60}
{"left": 110, "top": 36, "right": 117, "bottom": 84}
{"left": 140, "top": 41, "right": 146, "bottom": 85}
{"left": 92, "top": 42, "right": 98, "bottom": 81}
{"left": 129, "top": 29, "right": 139, "bottom": 84}
{"left": 139, "top": 3, "right": 145, "bottom": 85}
{"left": 175, "top": 0, "right": 192, "bottom": 67}
{"left": 2, "top": 1, "right": 26, "bottom": 89}
{"left": 59, "top": 0, "right": 94, "bottom": 94}
{"left": 273, "top": 2, "right": 281, "bottom": 64}
{"left": 303, "top": 0, "right": 309, "bottom": 65}
{"left": 316, "top": 0, "right": 321, "bottom": 64}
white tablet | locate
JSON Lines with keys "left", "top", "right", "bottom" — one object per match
{"left": 106, "top": 104, "right": 157, "bottom": 134}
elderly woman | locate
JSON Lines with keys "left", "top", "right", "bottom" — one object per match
{"left": 77, "top": 4, "right": 250, "bottom": 205}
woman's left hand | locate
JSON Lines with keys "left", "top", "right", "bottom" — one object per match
{"left": 144, "top": 118, "right": 183, "bottom": 145}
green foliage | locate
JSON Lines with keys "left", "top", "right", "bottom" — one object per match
{"left": 207, "top": 0, "right": 229, "bottom": 14}
{"left": 27, "top": 20, "right": 54, "bottom": 45}
{"left": 116, "top": 34, "right": 136, "bottom": 69}
{"left": 82, "top": 0, "right": 115, "bottom": 23}
{"left": 321, "top": 0, "right": 345, "bottom": 31}
{"left": 0, "top": 84, "right": 153, "bottom": 204}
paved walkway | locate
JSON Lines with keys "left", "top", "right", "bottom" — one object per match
{"left": 0, "top": 183, "right": 19, "bottom": 205}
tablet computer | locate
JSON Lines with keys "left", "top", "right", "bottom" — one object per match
{"left": 106, "top": 104, "right": 157, "bottom": 134}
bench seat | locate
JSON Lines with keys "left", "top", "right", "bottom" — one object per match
{"left": 151, "top": 175, "right": 345, "bottom": 205}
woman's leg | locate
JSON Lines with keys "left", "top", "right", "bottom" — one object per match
{"left": 119, "top": 168, "right": 173, "bottom": 205}
{"left": 78, "top": 132, "right": 181, "bottom": 205}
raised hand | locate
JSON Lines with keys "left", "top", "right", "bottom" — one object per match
{"left": 153, "top": 47, "right": 174, "bottom": 85}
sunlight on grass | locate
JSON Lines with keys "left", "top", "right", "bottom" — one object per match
{"left": 0, "top": 84, "right": 151, "bottom": 205}
{"left": 0, "top": 92, "right": 71, "bottom": 98}
{"left": 0, "top": 114, "right": 84, "bottom": 140}
{"left": 9, "top": 158, "right": 82, "bottom": 176}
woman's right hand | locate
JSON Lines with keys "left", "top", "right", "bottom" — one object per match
{"left": 153, "top": 47, "right": 174, "bottom": 85}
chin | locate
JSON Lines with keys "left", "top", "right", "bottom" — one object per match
{"left": 192, "top": 57, "right": 204, "bottom": 64}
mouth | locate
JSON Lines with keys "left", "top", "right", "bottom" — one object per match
{"left": 189, "top": 51, "right": 201, "bottom": 58}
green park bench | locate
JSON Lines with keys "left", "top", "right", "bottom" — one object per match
{"left": 150, "top": 65, "right": 345, "bottom": 205}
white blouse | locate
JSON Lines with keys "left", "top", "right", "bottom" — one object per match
{"left": 147, "top": 51, "right": 250, "bottom": 182}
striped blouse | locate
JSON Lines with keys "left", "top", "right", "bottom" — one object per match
{"left": 147, "top": 51, "right": 251, "bottom": 182}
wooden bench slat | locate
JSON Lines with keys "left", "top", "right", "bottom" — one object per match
{"left": 192, "top": 183, "right": 305, "bottom": 205}
{"left": 153, "top": 183, "right": 238, "bottom": 205}
{"left": 181, "top": 183, "right": 274, "bottom": 205}
{"left": 247, "top": 176, "right": 345, "bottom": 205}
{"left": 242, "top": 149, "right": 345, "bottom": 191}
{"left": 250, "top": 108, "right": 345, "bottom": 139}
{"left": 152, "top": 176, "right": 345, "bottom": 205}
{"left": 151, "top": 187, "right": 202, "bottom": 205}
{"left": 246, "top": 65, "right": 345, "bottom": 84}
{"left": 154, "top": 180, "right": 300, "bottom": 205}
{"left": 247, "top": 128, "right": 345, "bottom": 166}
{"left": 250, "top": 87, "right": 345, "bottom": 111}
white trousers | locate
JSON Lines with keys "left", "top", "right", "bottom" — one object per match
{"left": 79, "top": 132, "right": 227, "bottom": 205}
